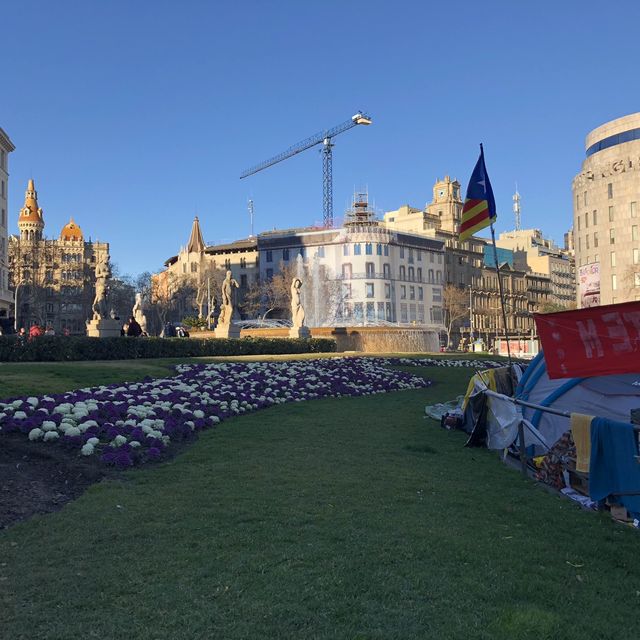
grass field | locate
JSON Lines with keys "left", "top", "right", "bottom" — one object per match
{"left": 1, "top": 359, "right": 638, "bottom": 639}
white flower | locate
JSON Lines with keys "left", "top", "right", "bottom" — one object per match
{"left": 111, "top": 435, "right": 127, "bottom": 447}
{"left": 81, "top": 443, "right": 95, "bottom": 456}
{"left": 87, "top": 437, "right": 100, "bottom": 446}
{"left": 44, "top": 431, "right": 60, "bottom": 442}
{"left": 129, "top": 441, "right": 141, "bottom": 448}
{"left": 26, "top": 397, "right": 39, "bottom": 407}
{"left": 64, "top": 426, "right": 81, "bottom": 437}
{"left": 28, "top": 428, "right": 43, "bottom": 441}
{"left": 42, "top": 421, "right": 57, "bottom": 432}
{"left": 193, "top": 410, "right": 204, "bottom": 419}
{"left": 14, "top": 411, "right": 28, "bottom": 420}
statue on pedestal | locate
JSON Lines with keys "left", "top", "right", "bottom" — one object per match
{"left": 87, "top": 254, "right": 121, "bottom": 337}
{"left": 92, "top": 254, "right": 111, "bottom": 320}
{"left": 132, "top": 292, "right": 148, "bottom": 335}
{"left": 289, "top": 277, "right": 310, "bottom": 338}
{"left": 215, "top": 270, "right": 241, "bottom": 338}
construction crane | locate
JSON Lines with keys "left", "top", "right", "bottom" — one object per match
{"left": 240, "top": 112, "right": 372, "bottom": 228}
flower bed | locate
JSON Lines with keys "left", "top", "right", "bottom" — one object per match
{"left": 0, "top": 358, "right": 433, "bottom": 468}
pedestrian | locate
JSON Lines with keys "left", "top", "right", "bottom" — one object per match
{"left": 18, "top": 327, "right": 27, "bottom": 346}
{"left": 126, "top": 316, "right": 142, "bottom": 337}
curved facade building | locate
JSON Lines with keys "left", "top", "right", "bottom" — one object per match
{"left": 573, "top": 113, "right": 640, "bottom": 307}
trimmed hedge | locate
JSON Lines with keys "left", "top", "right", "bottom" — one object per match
{"left": 0, "top": 335, "right": 337, "bottom": 362}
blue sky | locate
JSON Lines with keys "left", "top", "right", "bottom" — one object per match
{"left": 3, "top": 0, "right": 639, "bottom": 277}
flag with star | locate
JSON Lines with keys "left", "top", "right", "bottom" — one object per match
{"left": 459, "top": 144, "right": 497, "bottom": 242}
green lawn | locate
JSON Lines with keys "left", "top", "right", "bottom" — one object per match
{"left": 1, "top": 361, "right": 638, "bottom": 639}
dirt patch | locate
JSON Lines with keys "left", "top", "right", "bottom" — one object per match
{"left": 0, "top": 434, "right": 109, "bottom": 530}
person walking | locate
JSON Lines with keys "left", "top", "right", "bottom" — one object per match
{"left": 126, "top": 316, "right": 142, "bottom": 337}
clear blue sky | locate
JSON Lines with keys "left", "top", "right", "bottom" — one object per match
{"left": 3, "top": 0, "right": 639, "bottom": 277}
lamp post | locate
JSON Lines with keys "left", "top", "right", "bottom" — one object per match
{"left": 13, "top": 280, "right": 25, "bottom": 332}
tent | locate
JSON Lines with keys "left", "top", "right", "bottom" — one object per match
{"left": 515, "top": 351, "right": 640, "bottom": 449}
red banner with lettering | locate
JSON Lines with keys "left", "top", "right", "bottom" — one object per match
{"left": 534, "top": 301, "right": 640, "bottom": 379}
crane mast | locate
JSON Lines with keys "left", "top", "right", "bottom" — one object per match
{"left": 240, "top": 112, "right": 371, "bottom": 228}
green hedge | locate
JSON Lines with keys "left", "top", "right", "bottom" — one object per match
{"left": 0, "top": 335, "right": 336, "bottom": 362}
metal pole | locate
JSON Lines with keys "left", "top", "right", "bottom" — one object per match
{"left": 490, "top": 222, "right": 512, "bottom": 366}
{"left": 207, "top": 277, "right": 211, "bottom": 330}
{"left": 469, "top": 285, "right": 474, "bottom": 344}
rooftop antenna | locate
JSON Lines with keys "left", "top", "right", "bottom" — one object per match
{"left": 248, "top": 199, "right": 254, "bottom": 237}
{"left": 513, "top": 184, "right": 521, "bottom": 231}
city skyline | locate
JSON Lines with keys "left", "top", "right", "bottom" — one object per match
{"left": 2, "top": 1, "right": 640, "bottom": 277}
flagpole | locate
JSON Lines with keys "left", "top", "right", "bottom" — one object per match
{"left": 489, "top": 221, "right": 513, "bottom": 366}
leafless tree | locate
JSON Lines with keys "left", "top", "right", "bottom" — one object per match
{"left": 442, "top": 284, "right": 469, "bottom": 348}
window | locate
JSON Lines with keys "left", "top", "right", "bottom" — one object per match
{"left": 428, "top": 269, "right": 434, "bottom": 283}
{"left": 354, "top": 303, "right": 363, "bottom": 320}
{"left": 584, "top": 191, "right": 588, "bottom": 206}
{"left": 417, "top": 267, "right": 422, "bottom": 282}
{"left": 366, "top": 302, "right": 375, "bottom": 320}
{"left": 342, "top": 263, "right": 352, "bottom": 279}
{"left": 190, "top": 262, "right": 198, "bottom": 273}
{"left": 240, "top": 274, "right": 247, "bottom": 287}
{"left": 593, "top": 210, "right": 598, "bottom": 225}
{"left": 612, "top": 274, "right": 617, "bottom": 290}
{"left": 634, "top": 248, "right": 639, "bottom": 265}
{"left": 1, "top": 208, "right": 4, "bottom": 226}
{"left": 430, "top": 252, "right": 434, "bottom": 263}
{"left": 577, "top": 215, "right": 580, "bottom": 231}
{"left": 383, "top": 263, "right": 391, "bottom": 278}
{"left": 365, "top": 283, "right": 374, "bottom": 298}
{"left": 400, "top": 285, "right": 406, "bottom": 299}
{"left": 608, "top": 183, "right": 613, "bottom": 199}
{"left": 633, "top": 226, "right": 638, "bottom": 241}
{"left": 585, "top": 211, "right": 589, "bottom": 228}
{"left": 384, "top": 283, "right": 391, "bottom": 298}
{"left": 408, "top": 267, "right": 415, "bottom": 281}
{"left": 1, "top": 180, "right": 4, "bottom": 198}
{"left": 632, "top": 202, "right": 637, "bottom": 218}
{"left": 635, "top": 273, "right": 640, "bottom": 287}
{"left": 343, "top": 244, "right": 350, "bottom": 256}
{"left": 436, "top": 271, "right": 442, "bottom": 283}
{"left": 266, "top": 250, "right": 273, "bottom": 262}
{"left": 409, "top": 286, "right": 415, "bottom": 300}
{"left": 316, "top": 246, "right": 325, "bottom": 258}
{"left": 365, "top": 262, "right": 375, "bottom": 277}
{"left": 354, "top": 243, "right": 361, "bottom": 255}
{"left": 283, "top": 248, "right": 290, "bottom": 261}
{"left": 609, "top": 206, "right": 614, "bottom": 221}
{"left": 383, "top": 245, "right": 389, "bottom": 256}
{"left": 365, "top": 243, "right": 373, "bottom": 255}
{"left": 586, "top": 234, "right": 590, "bottom": 250}
{"left": 610, "top": 228, "right": 615, "bottom": 244}
{"left": 400, "top": 247, "right": 405, "bottom": 258}
{"left": 408, "top": 249, "right": 414, "bottom": 264}
{"left": 182, "top": 263, "right": 187, "bottom": 274}
{"left": 418, "top": 287, "right": 424, "bottom": 301}
{"left": 417, "top": 251, "right": 422, "bottom": 262}
{"left": 399, "top": 265, "right": 406, "bottom": 280}
{"left": 343, "top": 283, "right": 352, "bottom": 299}
{"left": 266, "top": 268, "right": 273, "bottom": 279}
{"left": 593, "top": 231, "right": 598, "bottom": 248}
{"left": 611, "top": 252, "right": 616, "bottom": 267}
{"left": 576, "top": 194, "right": 580, "bottom": 209}
{"left": 400, "top": 303, "right": 408, "bottom": 323}
{"left": 298, "top": 247, "right": 305, "bottom": 258}
{"left": 376, "top": 243, "right": 382, "bottom": 256}
{"left": 377, "top": 302, "right": 385, "bottom": 319}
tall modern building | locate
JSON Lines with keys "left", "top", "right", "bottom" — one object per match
{"left": 0, "top": 128, "right": 16, "bottom": 323}
{"left": 572, "top": 113, "right": 640, "bottom": 307}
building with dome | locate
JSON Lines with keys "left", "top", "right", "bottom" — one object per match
{"left": 8, "top": 179, "right": 109, "bottom": 333}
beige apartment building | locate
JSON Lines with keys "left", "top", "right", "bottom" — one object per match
{"left": 8, "top": 179, "right": 109, "bottom": 333}
{"left": 159, "top": 217, "right": 258, "bottom": 320}
{"left": 0, "top": 128, "right": 15, "bottom": 325}
{"left": 382, "top": 177, "right": 549, "bottom": 347}
{"left": 496, "top": 229, "right": 575, "bottom": 309}
{"left": 572, "top": 112, "right": 640, "bottom": 306}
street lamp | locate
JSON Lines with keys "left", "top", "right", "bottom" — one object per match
{"left": 13, "top": 280, "right": 26, "bottom": 332}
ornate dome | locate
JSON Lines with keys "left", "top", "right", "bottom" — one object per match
{"left": 60, "top": 217, "right": 83, "bottom": 241}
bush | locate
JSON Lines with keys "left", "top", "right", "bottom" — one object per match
{"left": 0, "top": 335, "right": 336, "bottom": 362}
{"left": 181, "top": 316, "right": 207, "bottom": 330}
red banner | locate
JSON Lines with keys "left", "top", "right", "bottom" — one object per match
{"left": 534, "top": 301, "right": 640, "bottom": 379}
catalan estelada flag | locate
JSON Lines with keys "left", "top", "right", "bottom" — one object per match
{"left": 459, "top": 144, "right": 497, "bottom": 242}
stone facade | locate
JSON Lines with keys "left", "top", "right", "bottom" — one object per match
{"left": 8, "top": 180, "right": 109, "bottom": 333}
{"left": 159, "top": 217, "right": 258, "bottom": 321}
{"left": 572, "top": 112, "right": 640, "bottom": 306}
{"left": 0, "top": 128, "right": 15, "bottom": 323}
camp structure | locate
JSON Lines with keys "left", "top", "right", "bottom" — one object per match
{"left": 515, "top": 351, "right": 640, "bottom": 451}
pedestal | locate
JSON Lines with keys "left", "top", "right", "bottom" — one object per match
{"left": 86, "top": 318, "right": 122, "bottom": 338}
{"left": 214, "top": 323, "right": 241, "bottom": 339}
{"left": 289, "top": 326, "right": 311, "bottom": 339}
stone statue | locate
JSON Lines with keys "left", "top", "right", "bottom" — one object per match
{"left": 92, "top": 254, "right": 111, "bottom": 320}
{"left": 291, "top": 278, "right": 306, "bottom": 328}
{"left": 132, "top": 292, "right": 148, "bottom": 335}
{"left": 218, "top": 270, "right": 239, "bottom": 326}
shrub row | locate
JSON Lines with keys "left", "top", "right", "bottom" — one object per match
{"left": 0, "top": 335, "right": 337, "bottom": 362}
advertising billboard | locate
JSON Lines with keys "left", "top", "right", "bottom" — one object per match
{"left": 578, "top": 262, "right": 600, "bottom": 308}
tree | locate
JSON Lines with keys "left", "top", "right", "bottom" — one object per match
{"left": 442, "top": 284, "right": 469, "bottom": 348}
{"left": 243, "top": 262, "right": 298, "bottom": 320}
{"left": 193, "top": 263, "right": 226, "bottom": 320}
{"left": 150, "top": 270, "right": 192, "bottom": 330}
